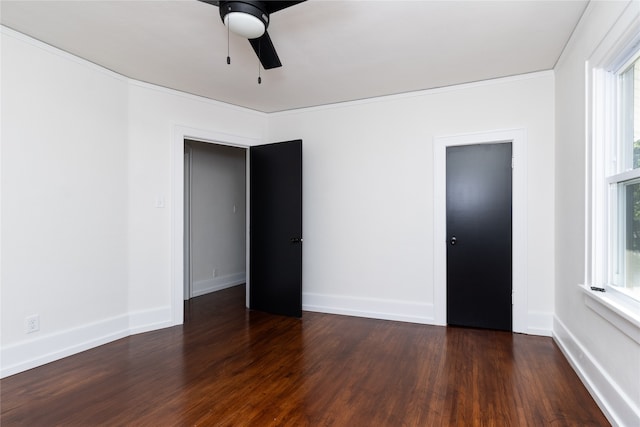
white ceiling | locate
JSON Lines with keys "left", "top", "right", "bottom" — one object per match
{"left": 0, "top": 0, "right": 588, "bottom": 113}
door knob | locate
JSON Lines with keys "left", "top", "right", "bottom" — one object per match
{"left": 291, "top": 237, "right": 303, "bottom": 243}
{"left": 450, "top": 236, "right": 457, "bottom": 245}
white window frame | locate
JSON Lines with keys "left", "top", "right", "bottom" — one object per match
{"left": 584, "top": 6, "right": 640, "bottom": 344}
{"left": 604, "top": 54, "right": 640, "bottom": 300}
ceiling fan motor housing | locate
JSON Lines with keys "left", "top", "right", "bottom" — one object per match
{"left": 219, "top": 1, "right": 270, "bottom": 38}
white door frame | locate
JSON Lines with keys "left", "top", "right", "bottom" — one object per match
{"left": 172, "top": 125, "right": 260, "bottom": 325}
{"left": 184, "top": 143, "right": 192, "bottom": 300}
{"left": 433, "top": 129, "right": 527, "bottom": 333}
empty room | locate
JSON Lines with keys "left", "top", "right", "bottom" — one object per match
{"left": 1, "top": 1, "right": 639, "bottom": 425}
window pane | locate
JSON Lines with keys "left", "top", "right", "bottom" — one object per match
{"left": 635, "top": 60, "right": 640, "bottom": 166}
{"left": 619, "top": 180, "right": 640, "bottom": 293}
{"left": 620, "top": 59, "right": 640, "bottom": 170}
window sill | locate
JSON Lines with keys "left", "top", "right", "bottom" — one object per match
{"left": 579, "top": 284, "right": 640, "bottom": 345}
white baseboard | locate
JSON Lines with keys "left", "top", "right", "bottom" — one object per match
{"left": 191, "top": 273, "right": 245, "bottom": 298}
{"left": 129, "top": 306, "right": 173, "bottom": 335}
{"left": 1, "top": 314, "right": 129, "bottom": 378}
{"left": 553, "top": 316, "right": 640, "bottom": 427}
{"left": 1, "top": 308, "right": 173, "bottom": 378}
{"left": 0, "top": 295, "right": 559, "bottom": 379}
{"left": 526, "top": 311, "right": 553, "bottom": 336}
{"left": 302, "top": 292, "right": 553, "bottom": 336}
{"left": 302, "top": 292, "right": 435, "bottom": 324}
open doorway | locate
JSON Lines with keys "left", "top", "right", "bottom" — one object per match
{"left": 183, "top": 139, "right": 247, "bottom": 314}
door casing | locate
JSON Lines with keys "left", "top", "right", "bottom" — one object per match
{"left": 172, "top": 125, "right": 259, "bottom": 325}
{"left": 433, "top": 129, "right": 528, "bottom": 333}
{"left": 184, "top": 144, "right": 192, "bottom": 300}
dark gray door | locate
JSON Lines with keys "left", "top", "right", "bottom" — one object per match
{"left": 249, "top": 140, "right": 302, "bottom": 317}
{"left": 446, "top": 143, "right": 512, "bottom": 331}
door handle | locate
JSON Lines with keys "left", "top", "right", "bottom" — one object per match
{"left": 450, "top": 236, "right": 457, "bottom": 245}
{"left": 291, "top": 237, "right": 303, "bottom": 244}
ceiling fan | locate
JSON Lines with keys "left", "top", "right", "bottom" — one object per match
{"left": 199, "top": 1, "right": 306, "bottom": 70}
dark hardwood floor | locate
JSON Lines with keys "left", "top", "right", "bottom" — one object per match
{"left": 1, "top": 285, "right": 608, "bottom": 426}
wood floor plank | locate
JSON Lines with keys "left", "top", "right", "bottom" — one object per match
{"left": 1, "top": 285, "right": 609, "bottom": 426}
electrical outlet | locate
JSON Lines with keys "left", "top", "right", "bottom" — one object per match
{"left": 26, "top": 314, "right": 40, "bottom": 334}
{"left": 213, "top": 268, "right": 217, "bottom": 278}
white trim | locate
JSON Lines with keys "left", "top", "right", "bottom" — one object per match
{"left": 606, "top": 167, "right": 640, "bottom": 184}
{"left": 553, "top": 316, "right": 640, "bottom": 427}
{"left": 526, "top": 311, "right": 553, "bottom": 337}
{"left": 245, "top": 149, "right": 251, "bottom": 309}
{"left": 191, "top": 273, "right": 246, "bottom": 298}
{"left": 128, "top": 306, "right": 173, "bottom": 336}
{"left": 128, "top": 79, "right": 267, "bottom": 117}
{"left": 0, "top": 308, "right": 173, "bottom": 378}
{"left": 554, "top": 2, "right": 594, "bottom": 71}
{"left": 585, "top": 0, "right": 640, "bottom": 288}
{"left": 184, "top": 145, "right": 193, "bottom": 300}
{"left": 1, "top": 25, "right": 126, "bottom": 82}
{"left": 171, "top": 125, "right": 259, "bottom": 326}
{"left": 584, "top": 2, "right": 640, "bottom": 342}
{"left": 1, "top": 25, "right": 268, "bottom": 117}
{"left": 303, "top": 292, "right": 434, "bottom": 325}
{"left": 580, "top": 284, "right": 640, "bottom": 345}
{"left": 269, "top": 71, "right": 554, "bottom": 116}
{"left": 586, "top": 2, "right": 640, "bottom": 74}
{"left": 433, "top": 129, "right": 528, "bottom": 333}
{"left": 1, "top": 314, "right": 129, "bottom": 378}
{"left": 2, "top": 24, "right": 551, "bottom": 117}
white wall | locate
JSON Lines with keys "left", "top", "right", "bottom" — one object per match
{"left": 1, "top": 29, "right": 130, "bottom": 372}
{"left": 554, "top": 1, "right": 640, "bottom": 425}
{"left": 188, "top": 141, "right": 246, "bottom": 297}
{"left": 268, "top": 72, "right": 556, "bottom": 332}
{"left": 0, "top": 26, "right": 267, "bottom": 377}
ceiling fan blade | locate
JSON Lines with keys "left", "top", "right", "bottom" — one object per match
{"left": 265, "top": 1, "right": 306, "bottom": 14}
{"left": 249, "top": 31, "right": 282, "bottom": 69}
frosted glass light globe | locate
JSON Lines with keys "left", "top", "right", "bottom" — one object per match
{"left": 224, "top": 12, "right": 265, "bottom": 39}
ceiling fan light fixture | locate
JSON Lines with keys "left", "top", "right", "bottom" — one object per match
{"left": 224, "top": 11, "right": 265, "bottom": 39}
{"left": 220, "top": 1, "right": 269, "bottom": 39}
{"left": 205, "top": 0, "right": 306, "bottom": 70}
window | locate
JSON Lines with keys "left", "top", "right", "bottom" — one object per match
{"left": 586, "top": 10, "right": 640, "bottom": 335}
{"left": 608, "top": 55, "right": 640, "bottom": 302}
